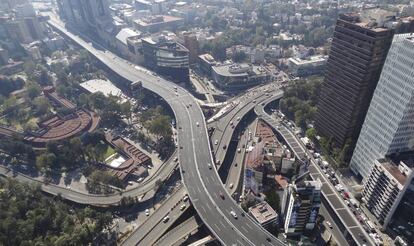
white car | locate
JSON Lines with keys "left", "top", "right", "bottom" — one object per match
{"left": 145, "top": 209, "right": 150, "bottom": 216}
{"left": 196, "top": 122, "right": 199, "bottom": 127}
{"left": 163, "top": 216, "right": 169, "bottom": 223}
{"left": 215, "top": 140, "right": 218, "bottom": 145}
{"left": 326, "top": 221, "right": 333, "bottom": 228}
{"left": 180, "top": 204, "right": 186, "bottom": 211}
{"left": 230, "top": 210, "right": 238, "bottom": 219}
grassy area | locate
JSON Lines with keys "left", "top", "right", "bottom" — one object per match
{"left": 103, "top": 145, "right": 116, "bottom": 160}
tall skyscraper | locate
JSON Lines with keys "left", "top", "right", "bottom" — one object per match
{"left": 315, "top": 9, "right": 413, "bottom": 159}
{"left": 350, "top": 33, "right": 414, "bottom": 180}
{"left": 57, "top": 0, "right": 112, "bottom": 31}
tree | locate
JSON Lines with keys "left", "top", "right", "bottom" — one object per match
{"left": 0, "top": 178, "right": 113, "bottom": 245}
{"left": 306, "top": 128, "right": 316, "bottom": 141}
{"left": 26, "top": 82, "right": 42, "bottom": 99}
{"left": 265, "top": 190, "right": 281, "bottom": 212}
{"left": 32, "top": 97, "right": 51, "bottom": 115}
{"left": 36, "top": 152, "right": 57, "bottom": 174}
{"left": 147, "top": 115, "right": 172, "bottom": 139}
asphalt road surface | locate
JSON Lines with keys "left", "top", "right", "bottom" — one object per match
{"left": 47, "top": 14, "right": 285, "bottom": 246}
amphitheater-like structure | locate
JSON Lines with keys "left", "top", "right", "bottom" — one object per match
{"left": 0, "top": 87, "right": 100, "bottom": 148}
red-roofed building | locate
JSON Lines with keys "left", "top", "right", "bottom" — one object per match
{"left": 103, "top": 133, "right": 151, "bottom": 182}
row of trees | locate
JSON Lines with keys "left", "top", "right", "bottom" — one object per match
{"left": 140, "top": 106, "right": 174, "bottom": 159}
{"left": 279, "top": 76, "right": 322, "bottom": 130}
{"left": 0, "top": 178, "right": 113, "bottom": 245}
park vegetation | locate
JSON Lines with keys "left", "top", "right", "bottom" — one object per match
{"left": 0, "top": 178, "right": 113, "bottom": 245}
{"left": 279, "top": 76, "right": 322, "bottom": 130}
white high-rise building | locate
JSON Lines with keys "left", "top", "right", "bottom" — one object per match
{"left": 350, "top": 33, "right": 414, "bottom": 180}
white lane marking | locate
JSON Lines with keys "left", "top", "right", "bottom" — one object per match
{"left": 214, "top": 224, "right": 221, "bottom": 232}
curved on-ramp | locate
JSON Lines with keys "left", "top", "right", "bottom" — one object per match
{"left": 46, "top": 14, "right": 285, "bottom": 246}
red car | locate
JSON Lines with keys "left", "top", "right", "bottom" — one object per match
{"left": 343, "top": 192, "right": 349, "bottom": 199}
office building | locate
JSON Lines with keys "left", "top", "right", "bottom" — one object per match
{"left": 315, "top": 9, "right": 414, "bottom": 156}
{"left": 5, "top": 20, "right": 32, "bottom": 43}
{"left": 282, "top": 177, "right": 322, "bottom": 236}
{"left": 288, "top": 55, "right": 327, "bottom": 77}
{"left": 211, "top": 63, "right": 270, "bottom": 91}
{"left": 57, "top": 0, "right": 113, "bottom": 31}
{"left": 183, "top": 32, "right": 199, "bottom": 64}
{"left": 141, "top": 34, "right": 189, "bottom": 82}
{"left": 133, "top": 15, "right": 184, "bottom": 33}
{"left": 362, "top": 158, "right": 414, "bottom": 228}
{"left": 248, "top": 201, "right": 278, "bottom": 229}
{"left": 197, "top": 53, "right": 216, "bottom": 76}
{"left": 350, "top": 33, "right": 414, "bottom": 179}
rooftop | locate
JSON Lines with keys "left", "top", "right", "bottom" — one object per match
{"left": 255, "top": 119, "right": 277, "bottom": 145}
{"left": 198, "top": 53, "right": 216, "bottom": 64}
{"left": 134, "top": 15, "right": 183, "bottom": 27}
{"left": 377, "top": 158, "right": 414, "bottom": 186}
{"left": 245, "top": 141, "right": 265, "bottom": 170}
{"left": 79, "top": 79, "right": 127, "bottom": 102}
{"left": 115, "top": 28, "right": 141, "bottom": 45}
{"left": 339, "top": 8, "right": 406, "bottom": 32}
{"left": 212, "top": 63, "right": 267, "bottom": 77}
{"left": 248, "top": 201, "right": 278, "bottom": 224}
{"left": 289, "top": 55, "right": 328, "bottom": 66}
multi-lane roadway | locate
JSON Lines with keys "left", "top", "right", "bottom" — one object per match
{"left": 47, "top": 13, "right": 284, "bottom": 246}
{"left": 255, "top": 101, "right": 373, "bottom": 246}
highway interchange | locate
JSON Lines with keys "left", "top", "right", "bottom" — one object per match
{"left": 0, "top": 10, "right": 374, "bottom": 246}
{"left": 46, "top": 13, "right": 284, "bottom": 246}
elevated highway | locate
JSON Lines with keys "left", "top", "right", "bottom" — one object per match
{"left": 254, "top": 102, "right": 373, "bottom": 246}
{"left": 47, "top": 13, "right": 284, "bottom": 246}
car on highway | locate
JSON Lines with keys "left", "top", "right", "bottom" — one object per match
{"left": 326, "top": 221, "right": 333, "bottom": 228}
{"left": 230, "top": 210, "right": 238, "bottom": 219}
{"left": 214, "top": 139, "right": 218, "bottom": 145}
{"left": 196, "top": 122, "right": 199, "bottom": 127}
{"left": 208, "top": 163, "right": 212, "bottom": 169}
{"left": 180, "top": 204, "right": 186, "bottom": 211}
{"left": 229, "top": 183, "right": 234, "bottom": 189}
{"left": 137, "top": 177, "right": 144, "bottom": 183}
{"left": 163, "top": 216, "right": 169, "bottom": 223}
{"left": 145, "top": 209, "right": 150, "bottom": 216}
{"left": 183, "top": 194, "right": 189, "bottom": 202}
{"left": 219, "top": 191, "right": 225, "bottom": 200}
